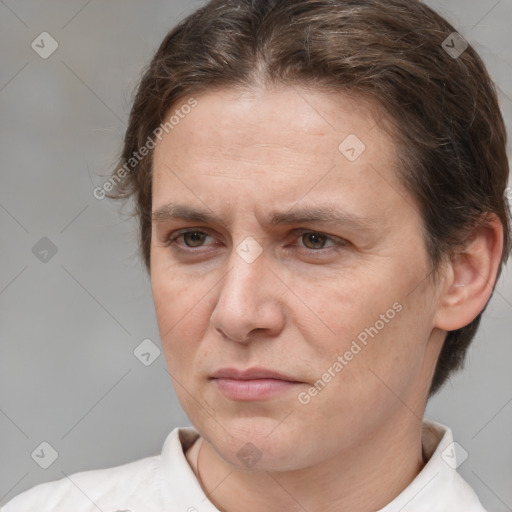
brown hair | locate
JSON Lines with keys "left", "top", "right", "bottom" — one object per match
{"left": 106, "top": 0, "right": 510, "bottom": 395}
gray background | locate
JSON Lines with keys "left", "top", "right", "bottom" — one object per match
{"left": 0, "top": 0, "right": 511, "bottom": 509}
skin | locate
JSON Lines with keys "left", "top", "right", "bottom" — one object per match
{"left": 150, "top": 85, "right": 503, "bottom": 512}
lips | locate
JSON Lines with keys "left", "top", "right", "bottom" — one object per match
{"left": 210, "top": 367, "right": 303, "bottom": 401}
{"left": 210, "top": 367, "right": 300, "bottom": 382}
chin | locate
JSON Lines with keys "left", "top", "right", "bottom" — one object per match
{"left": 198, "top": 415, "right": 315, "bottom": 471}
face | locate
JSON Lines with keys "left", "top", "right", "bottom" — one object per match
{"left": 150, "top": 86, "right": 444, "bottom": 471}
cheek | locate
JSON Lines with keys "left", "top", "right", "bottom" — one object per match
{"left": 151, "top": 268, "right": 207, "bottom": 369}
{"left": 300, "top": 261, "right": 432, "bottom": 395}
{"left": 298, "top": 269, "right": 394, "bottom": 353}
{"left": 152, "top": 272, "right": 216, "bottom": 426}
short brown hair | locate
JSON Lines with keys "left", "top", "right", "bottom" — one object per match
{"left": 107, "top": 0, "right": 510, "bottom": 395}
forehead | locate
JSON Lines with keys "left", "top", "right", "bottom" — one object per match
{"left": 151, "top": 85, "right": 407, "bottom": 225}
{"left": 156, "top": 86, "right": 390, "bottom": 160}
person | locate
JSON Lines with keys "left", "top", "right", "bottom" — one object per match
{"left": 4, "top": 0, "right": 510, "bottom": 510}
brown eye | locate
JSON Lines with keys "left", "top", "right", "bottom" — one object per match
{"left": 167, "top": 230, "right": 214, "bottom": 250}
{"left": 182, "top": 231, "right": 208, "bottom": 247}
{"left": 300, "top": 232, "right": 333, "bottom": 250}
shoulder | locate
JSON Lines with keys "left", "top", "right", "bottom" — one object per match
{"left": 2, "top": 454, "right": 162, "bottom": 512}
{"left": 448, "top": 471, "right": 487, "bottom": 512}
{"left": 1, "top": 427, "right": 200, "bottom": 512}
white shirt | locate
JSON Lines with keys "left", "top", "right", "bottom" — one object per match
{"left": 2, "top": 420, "right": 486, "bottom": 512}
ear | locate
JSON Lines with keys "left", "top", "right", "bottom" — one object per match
{"left": 434, "top": 214, "right": 504, "bottom": 331}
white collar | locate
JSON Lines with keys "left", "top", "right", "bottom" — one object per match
{"left": 378, "top": 421, "right": 485, "bottom": 511}
{"left": 159, "top": 421, "right": 486, "bottom": 511}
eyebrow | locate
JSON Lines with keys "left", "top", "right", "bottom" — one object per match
{"left": 151, "top": 203, "right": 377, "bottom": 231}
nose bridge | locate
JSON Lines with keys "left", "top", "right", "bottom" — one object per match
{"left": 210, "top": 238, "right": 284, "bottom": 342}
{"left": 218, "top": 241, "right": 267, "bottom": 315}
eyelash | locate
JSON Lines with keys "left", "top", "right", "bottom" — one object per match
{"left": 165, "top": 228, "right": 346, "bottom": 255}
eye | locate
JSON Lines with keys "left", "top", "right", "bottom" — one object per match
{"left": 296, "top": 231, "right": 337, "bottom": 250}
{"left": 167, "top": 229, "right": 215, "bottom": 249}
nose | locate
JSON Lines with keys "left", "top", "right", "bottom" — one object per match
{"left": 209, "top": 243, "right": 286, "bottom": 344}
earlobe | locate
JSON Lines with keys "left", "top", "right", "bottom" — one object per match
{"left": 434, "top": 214, "right": 504, "bottom": 331}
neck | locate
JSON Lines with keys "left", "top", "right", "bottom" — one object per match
{"left": 194, "top": 412, "right": 426, "bottom": 512}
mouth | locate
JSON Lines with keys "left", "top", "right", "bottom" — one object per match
{"left": 210, "top": 367, "right": 304, "bottom": 401}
